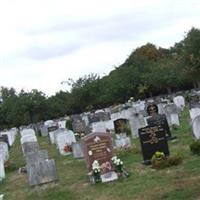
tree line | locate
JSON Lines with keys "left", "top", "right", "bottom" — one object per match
{"left": 0, "top": 27, "right": 200, "bottom": 129}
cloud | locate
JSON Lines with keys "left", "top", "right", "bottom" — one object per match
{"left": 0, "top": 0, "right": 200, "bottom": 95}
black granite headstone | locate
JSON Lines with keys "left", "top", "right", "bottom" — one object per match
{"left": 147, "top": 114, "right": 171, "bottom": 139}
{"left": 139, "top": 125, "right": 169, "bottom": 164}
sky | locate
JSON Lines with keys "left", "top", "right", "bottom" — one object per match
{"left": 0, "top": 0, "right": 200, "bottom": 96}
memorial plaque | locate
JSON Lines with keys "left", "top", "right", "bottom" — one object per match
{"left": 82, "top": 132, "right": 113, "bottom": 173}
{"left": 147, "top": 103, "right": 159, "bottom": 116}
{"left": 147, "top": 114, "right": 171, "bottom": 139}
{"left": 139, "top": 125, "right": 169, "bottom": 163}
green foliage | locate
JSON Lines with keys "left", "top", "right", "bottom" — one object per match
{"left": 190, "top": 140, "right": 200, "bottom": 155}
{"left": 1, "top": 27, "right": 200, "bottom": 128}
{"left": 151, "top": 152, "right": 182, "bottom": 170}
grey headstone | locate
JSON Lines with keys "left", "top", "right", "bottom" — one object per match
{"left": 72, "top": 142, "right": 84, "bottom": 159}
{"left": 26, "top": 150, "right": 49, "bottom": 165}
{"left": 22, "top": 142, "right": 39, "bottom": 156}
{"left": 27, "top": 159, "right": 58, "bottom": 186}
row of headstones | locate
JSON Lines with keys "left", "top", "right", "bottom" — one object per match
{"left": 20, "top": 128, "right": 58, "bottom": 186}
{"left": 0, "top": 128, "right": 18, "bottom": 181}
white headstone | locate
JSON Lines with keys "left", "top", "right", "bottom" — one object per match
{"left": 20, "top": 128, "right": 35, "bottom": 137}
{"left": 0, "top": 155, "right": 5, "bottom": 181}
{"left": 56, "top": 131, "right": 76, "bottom": 155}
{"left": 189, "top": 108, "right": 200, "bottom": 121}
{"left": 21, "top": 135, "right": 37, "bottom": 144}
{"left": 173, "top": 96, "right": 185, "bottom": 110}
{"left": 192, "top": 115, "right": 200, "bottom": 139}
{"left": 0, "top": 142, "right": 9, "bottom": 163}
{"left": 58, "top": 120, "right": 66, "bottom": 129}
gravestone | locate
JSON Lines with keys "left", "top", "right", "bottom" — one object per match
{"left": 20, "top": 128, "right": 35, "bottom": 137}
{"left": 56, "top": 131, "right": 76, "bottom": 155}
{"left": 139, "top": 125, "right": 169, "bottom": 164}
{"left": 0, "top": 142, "right": 9, "bottom": 163}
{"left": 114, "top": 118, "right": 129, "bottom": 134}
{"left": 147, "top": 114, "right": 172, "bottom": 139}
{"left": 0, "top": 155, "right": 5, "bottom": 181}
{"left": 173, "top": 96, "right": 185, "bottom": 110}
{"left": 164, "top": 104, "right": 180, "bottom": 126}
{"left": 72, "top": 120, "right": 87, "bottom": 134}
{"left": 27, "top": 159, "right": 58, "bottom": 186}
{"left": 115, "top": 133, "right": 132, "bottom": 149}
{"left": 189, "top": 108, "right": 200, "bottom": 121}
{"left": 82, "top": 132, "right": 118, "bottom": 183}
{"left": 72, "top": 142, "right": 84, "bottom": 159}
{"left": 22, "top": 142, "right": 40, "bottom": 156}
{"left": 192, "top": 115, "right": 200, "bottom": 139}
{"left": 40, "top": 125, "right": 49, "bottom": 137}
{"left": 0, "top": 134, "right": 10, "bottom": 148}
{"left": 26, "top": 150, "right": 49, "bottom": 165}
{"left": 146, "top": 103, "right": 159, "bottom": 116}
{"left": 48, "top": 124, "right": 59, "bottom": 144}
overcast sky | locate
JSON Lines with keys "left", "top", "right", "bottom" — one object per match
{"left": 0, "top": 0, "right": 199, "bottom": 96}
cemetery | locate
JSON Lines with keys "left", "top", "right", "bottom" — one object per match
{"left": 0, "top": 23, "right": 200, "bottom": 199}
{"left": 1, "top": 93, "right": 200, "bottom": 200}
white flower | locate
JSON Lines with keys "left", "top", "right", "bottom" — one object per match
{"left": 88, "top": 150, "right": 93, "bottom": 156}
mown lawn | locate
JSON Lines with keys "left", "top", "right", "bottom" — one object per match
{"left": 1, "top": 107, "right": 200, "bottom": 200}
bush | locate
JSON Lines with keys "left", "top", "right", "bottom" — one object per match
{"left": 167, "top": 155, "right": 182, "bottom": 166}
{"left": 190, "top": 140, "right": 200, "bottom": 155}
{"left": 151, "top": 152, "right": 182, "bottom": 170}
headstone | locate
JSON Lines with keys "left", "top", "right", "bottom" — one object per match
{"left": 0, "top": 155, "right": 5, "bottom": 181}
{"left": 147, "top": 114, "right": 172, "bottom": 139}
{"left": 138, "top": 125, "right": 169, "bottom": 164}
{"left": 189, "top": 108, "right": 200, "bottom": 121}
{"left": 21, "top": 134, "right": 37, "bottom": 144}
{"left": 114, "top": 118, "right": 129, "bottom": 134}
{"left": 27, "top": 159, "right": 58, "bottom": 186}
{"left": 72, "top": 142, "right": 84, "bottom": 159}
{"left": 0, "top": 142, "right": 9, "bottom": 163}
{"left": 20, "top": 129, "right": 35, "bottom": 137}
{"left": 72, "top": 120, "right": 87, "bottom": 134}
{"left": 22, "top": 142, "right": 40, "bottom": 156}
{"left": 40, "top": 125, "right": 49, "bottom": 137}
{"left": 26, "top": 150, "right": 49, "bottom": 165}
{"left": 192, "top": 115, "right": 200, "bottom": 139}
{"left": 0, "top": 134, "right": 10, "bottom": 148}
{"left": 164, "top": 104, "right": 180, "bottom": 126}
{"left": 1, "top": 131, "right": 15, "bottom": 147}
{"left": 146, "top": 103, "right": 159, "bottom": 116}
{"left": 173, "top": 95, "right": 185, "bottom": 110}
{"left": 56, "top": 131, "right": 76, "bottom": 155}
{"left": 82, "top": 132, "right": 118, "bottom": 183}
{"left": 115, "top": 133, "right": 132, "bottom": 149}
{"left": 58, "top": 120, "right": 66, "bottom": 129}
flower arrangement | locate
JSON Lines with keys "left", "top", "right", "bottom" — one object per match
{"left": 91, "top": 160, "right": 101, "bottom": 183}
{"left": 63, "top": 144, "right": 72, "bottom": 153}
{"left": 111, "top": 156, "right": 124, "bottom": 173}
{"left": 101, "top": 161, "right": 112, "bottom": 174}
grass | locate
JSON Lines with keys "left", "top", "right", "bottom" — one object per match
{"left": 1, "top": 107, "right": 200, "bottom": 199}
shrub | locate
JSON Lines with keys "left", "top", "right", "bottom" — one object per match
{"left": 190, "top": 140, "right": 200, "bottom": 155}
{"left": 167, "top": 155, "right": 182, "bottom": 166}
{"left": 151, "top": 152, "right": 182, "bottom": 170}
